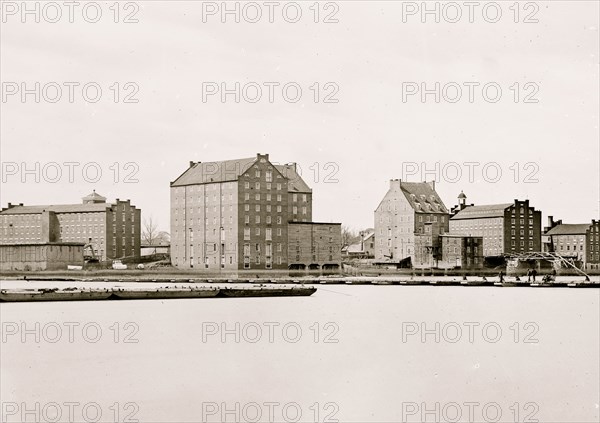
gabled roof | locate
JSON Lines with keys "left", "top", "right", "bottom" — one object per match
{"left": 546, "top": 224, "right": 591, "bottom": 236}
{"left": 0, "top": 203, "right": 111, "bottom": 215}
{"left": 275, "top": 165, "right": 312, "bottom": 193}
{"left": 400, "top": 182, "right": 449, "bottom": 214}
{"left": 347, "top": 232, "right": 375, "bottom": 253}
{"left": 171, "top": 157, "right": 257, "bottom": 186}
{"left": 451, "top": 203, "right": 513, "bottom": 220}
{"left": 170, "top": 156, "right": 313, "bottom": 193}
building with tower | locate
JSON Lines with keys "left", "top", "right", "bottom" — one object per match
{"left": 0, "top": 191, "right": 141, "bottom": 261}
{"left": 449, "top": 192, "right": 542, "bottom": 257}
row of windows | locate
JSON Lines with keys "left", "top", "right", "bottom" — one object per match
{"left": 451, "top": 219, "right": 502, "bottom": 229}
{"left": 378, "top": 215, "right": 447, "bottom": 224}
{"left": 174, "top": 207, "right": 230, "bottom": 215}
{"left": 244, "top": 256, "right": 282, "bottom": 269}
{"left": 111, "top": 213, "right": 134, "bottom": 222}
{"left": 245, "top": 215, "right": 284, "bottom": 225}
{"left": 243, "top": 243, "right": 281, "bottom": 255}
{"left": 243, "top": 227, "right": 282, "bottom": 240}
{"left": 1, "top": 227, "right": 42, "bottom": 234}
{"left": 511, "top": 229, "right": 534, "bottom": 236}
{"left": 417, "top": 215, "right": 445, "bottom": 223}
{"left": 511, "top": 218, "right": 534, "bottom": 225}
{"left": 445, "top": 246, "right": 479, "bottom": 254}
{"left": 511, "top": 240, "right": 535, "bottom": 247}
{"left": 244, "top": 181, "right": 281, "bottom": 190}
{"left": 252, "top": 169, "right": 274, "bottom": 182}
{"left": 0, "top": 215, "right": 41, "bottom": 224}
{"left": 245, "top": 204, "right": 283, "bottom": 213}
{"left": 244, "top": 193, "right": 283, "bottom": 202}
{"left": 61, "top": 213, "right": 106, "bottom": 222}
{"left": 511, "top": 207, "right": 533, "bottom": 215}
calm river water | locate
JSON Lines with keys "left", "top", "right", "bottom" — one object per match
{"left": 1, "top": 281, "right": 598, "bottom": 423}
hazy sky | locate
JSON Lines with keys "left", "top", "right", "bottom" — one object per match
{"left": 1, "top": 1, "right": 598, "bottom": 232}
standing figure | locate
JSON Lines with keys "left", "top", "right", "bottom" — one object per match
{"left": 532, "top": 268, "right": 537, "bottom": 282}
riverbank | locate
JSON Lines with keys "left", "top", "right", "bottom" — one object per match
{"left": 3, "top": 274, "right": 598, "bottom": 288}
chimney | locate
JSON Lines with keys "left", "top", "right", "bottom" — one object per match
{"left": 427, "top": 180, "right": 435, "bottom": 191}
{"left": 189, "top": 161, "right": 195, "bottom": 168}
{"left": 389, "top": 179, "right": 401, "bottom": 189}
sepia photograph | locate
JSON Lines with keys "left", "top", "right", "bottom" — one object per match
{"left": 0, "top": 1, "right": 599, "bottom": 422}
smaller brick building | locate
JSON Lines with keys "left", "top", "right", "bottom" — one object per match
{"left": 0, "top": 192, "right": 141, "bottom": 261}
{"left": 544, "top": 217, "right": 600, "bottom": 270}
{"left": 450, "top": 194, "right": 542, "bottom": 257}
{"left": 287, "top": 222, "right": 342, "bottom": 272}
{"left": 0, "top": 243, "right": 84, "bottom": 271}
{"left": 439, "top": 235, "right": 484, "bottom": 269}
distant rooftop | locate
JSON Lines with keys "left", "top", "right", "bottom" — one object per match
{"left": 400, "top": 181, "right": 449, "bottom": 214}
{"left": 546, "top": 224, "right": 591, "bottom": 236}
{"left": 82, "top": 190, "right": 107, "bottom": 204}
{"left": 0, "top": 192, "right": 131, "bottom": 215}
{"left": 451, "top": 203, "right": 513, "bottom": 220}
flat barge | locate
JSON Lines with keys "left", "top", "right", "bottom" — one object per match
{"left": 0, "top": 286, "right": 316, "bottom": 302}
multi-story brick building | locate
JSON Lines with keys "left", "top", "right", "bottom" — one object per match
{"left": 544, "top": 217, "right": 600, "bottom": 270}
{"left": 374, "top": 180, "right": 450, "bottom": 268}
{"left": 170, "top": 153, "right": 341, "bottom": 272}
{"left": 438, "top": 235, "right": 484, "bottom": 269}
{"left": 449, "top": 193, "right": 542, "bottom": 257}
{"left": 288, "top": 222, "right": 342, "bottom": 271}
{"left": 0, "top": 191, "right": 141, "bottom": 261}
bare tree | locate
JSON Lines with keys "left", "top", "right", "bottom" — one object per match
{"left": 142, "top": 216, "right": 159, "bottom": 245}
{"left": 155, "top": 231, "right": 170, "bottom": 245}
{"left": 341, "top": 225, "right": 358, "bottom": 249}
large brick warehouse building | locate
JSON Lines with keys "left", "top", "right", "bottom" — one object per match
{"left": 170, "top": 153, "right": 341, "bottom": 272}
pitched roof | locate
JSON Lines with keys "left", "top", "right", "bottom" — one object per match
{"left": 451, "top": 203, "right": 513, "bottom": 220}
{"left": 400, "top": 182, "right": 449, "bottom": 214}
{"left": 0, "top": 203, "right": 111, "bottom": 215}
{"left": 171, "top": 157, "right": 257, "bottom": 186}
{"left": 82, "top": 190, "right": 106, "bottom": 203}
{"left": 170, "top": 156, "right": 313, "bottom": 193}
{"left": 275, "top": 165, "right": 312, "bottom": 193}
{"left": 546, "top": 224, "right": 591, "bottom": 236}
